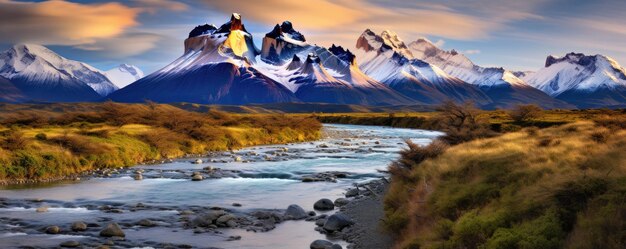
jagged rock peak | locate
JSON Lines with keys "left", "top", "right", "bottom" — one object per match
{"left": 305, "top": 53, "right": 321, "bottom": 64}
{"left": 545, "top": 52, "right": 599, "bottom": 68}
{"left": 328, "top": 44, "right": 356, "bottom": 64}
{"left": 266, "top": 24, "right": 282, "bottom": 39}
{"left": 230, "top": 13, "right": 243, "bottom": 30}
{"left": 188, "top": 24, "right": 217, "bottom": 38}
{"left": 265, "top": 21, "right": 306, "bottom": 42}
{"left": 286, "top": 54, "right": 303, "bottom": 70}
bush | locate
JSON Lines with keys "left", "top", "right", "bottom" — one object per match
{"left": 509, "top": 104, "right": 543, "bottom": 123}
{"left": 390, "top": 139, "right": 449, "bottom": 173}
{"left": 35, "top": 133, "right": 47, "bottom": 141}
{"left": 1, "top": 131, "right": 28, "bottom": 150}
{"left": 590, "top": 130, "right": 610, "bottom": 143}
{"left": 435, "top": 101, "right": 497, "bottom": 145}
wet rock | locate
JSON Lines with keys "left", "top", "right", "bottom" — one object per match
{"left": 179, "top": 210, "right": 194, "bottom": 215}
{"left": 310, "top": 239, "right": 333, "bottom": 249}
{"left": 345, "top": 188, "right": 359, "bottom": 197}
{"left": 226, "top": 220, "right": 238, "bottom": 228}
{"left": 308, "top": 211, "right": 317, "bottom": 216}
{"left": 315, "top": 218, "right": 326, "bottom": 227}
{"left": 323, "top": 214, "right": 354, "bottom": 232}
{"left": 234, "top": 156, "right": 242, "bottom": 162}
{"left": 36, "top": 206, "right": 49, "bottom": 212}
{"left": 46, "top": 225, "right": 60, "bottom": 234}
{"left": 71, "top": 221, "right": 87, "bottom": 231}
{"left": 60, "top": 241, "right": 81, "bottom": 248}
{"left": 216, "top": 214, "right": 235, "bottom": 224}
{"left": 227, "top": 235, "right": 242, "bottom": 241}
{"left": 133, "top": 174, "right": 143, "bottom": 180}
{"left": 137, "top": 219, "right": 155, "bottom": 227}
{"left": 191, "top": 174, "right": 203, "bottom": 181}
{"left": 334, "top": 198, "right": 350, "bottom": 207}
{"left": 331, "top": 244, "right": 343, "bottom": 249}
{"left": 192, "top": 210, "right": 226, "bottom": 227}
{"left": 232, "top": 203, "right": 242, "bottom": 207}
{"left": 314, "top": 199, "right": 335, "bottom": 211}
{"left": 100, "top": 223, "right": 125, "bottom": 237}
{"left": 284, "top": 204, "right": 307, "bottom": 220}
{"left": 192, "top": 159, "right": 203, "bottom": 164}
{"left": 317, "top": 144, "right": 330, "bottom": 148}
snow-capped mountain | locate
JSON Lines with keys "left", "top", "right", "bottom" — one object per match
{"left": 109, "top": 13, "right": 299, "bottom": 104}
{"left": 0, "top": 44, "right": 117, "bottom": 102}
{"left": 407, "top": 38, "right": 571, "bottom": 109}
{"left": 523, "top": 53, "right": 626, "bottom": 108}
{"left": 257, "top": 23, "right": 414, "bottom": 106}
{"left": 354, "top": 29, "right": 491, "bottom": 105}
{"left": 104, "top": 64, "right": 144, "bottom": 89}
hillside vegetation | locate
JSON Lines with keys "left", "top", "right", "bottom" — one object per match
{"left": 0, "top": 102, "right": 321, "bottom": 183}
{"left": 385, "top": 111, "right": 626, "bottom": 249}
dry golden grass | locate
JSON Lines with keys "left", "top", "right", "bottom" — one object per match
{"left": 0, "top": 103, "right": 321, "bottom": 182}
{"left": 386, "top": 120, "right": 626, "bottom": 249}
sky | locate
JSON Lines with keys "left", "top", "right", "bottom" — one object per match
{"left": 1, "top": 0, "right": 626, "bottom": 74}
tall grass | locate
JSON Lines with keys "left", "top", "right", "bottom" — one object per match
{"left": 0, "top": 103, "right": 321, "bottom": 182}
{"left": 385, "top": 118, "right": 626, "bottom": 249}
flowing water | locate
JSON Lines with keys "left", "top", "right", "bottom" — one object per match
{"left": 0, "top": 124, "right": 442, "bottom": 249}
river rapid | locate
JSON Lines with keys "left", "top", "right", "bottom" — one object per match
{"left": 0, "top": 124, "right": 442, "bottom": 249}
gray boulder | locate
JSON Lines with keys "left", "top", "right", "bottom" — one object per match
{"left": 334, "top": 198, "right": 350, "bottom": 207}
{"left": 60, "top": 241, "right": 81, "bottom": 248}
{"left": 314, "top": 198, "right": 335, "bottom": 211}
{"left": 46, "top": 226, "right": 60, "bottom": 234}
{"left": 71, "top": 221, "right": 87, "bottom": 232}
{"left": 99, "top": 223, "right": 125, "bottom": 237}
{"left": 137, "top": 219, "right": 155, "bottom": 227}
{"left": 345, "top": 188, "right": 359, "bottom": 197}
{"left": 310, "top": 239, "right": 333, "bottom": 249}
{"left": 284, "top": 204, "right": 307, "bottom": 220}
{"left": 323, "top": 214, "right": 354, "bottom": 232}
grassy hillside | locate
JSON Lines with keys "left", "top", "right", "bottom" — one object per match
{"left": 0, "top": 102, "right": 321, "bottom": 183}
{"left": 384, "top": 117, "right": 626, "bottom": 249}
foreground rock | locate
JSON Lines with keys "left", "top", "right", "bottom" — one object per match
{"left": 284, "top": 204, "right": 308, "bottom": 220}
{"left": 45, "top": 225, "right": 60, "bottom": 234}
{"left": 313, "top": 198, "right": 335, "bottom": 211}
{"left": 323, "top": 214, "right": 354, "bottom": 232}
{"left": 310, "top": 239, "right": 333, "bottom": 249}
{"left": 71, "top": 221, "right": 87, "bottom": 231}
{"left": 100, "top": 223, "right": 125, "bottom": 237}
{"left": 60, "top": 241, "right": 81, "bottom": 248}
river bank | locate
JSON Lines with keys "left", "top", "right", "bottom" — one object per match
{"left": 0, "top": 103, "right": 321, "bottom": 184}
{"left": 0, "top": 124, "right": 442, "bottom": 248}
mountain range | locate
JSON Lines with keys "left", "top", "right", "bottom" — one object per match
{"left": 1, "top": 13, "right": 625, "bottom": 109}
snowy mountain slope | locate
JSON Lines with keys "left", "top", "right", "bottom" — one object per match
{"left": 0, "top": 76, "right": 28, "bottom": 103}
{"left": 407, "top": 38, "right": 571, "bottom": 109}
{"left": 104, "top": 64, "right": 144, "bottom": 89}
{"left": 256, "top": 23, "right": 415, "bottom": 106}
{"left": 109, "top": 13, "right": 299, "bottom": 104}
{"left": 523, "top": 53, "right": 626, "bottom": 108}
{"left": 0, "top": 44, "right": 110, "bottom": 102}
{"left": 354, "top": 29, "right": 491, "bottom": 105}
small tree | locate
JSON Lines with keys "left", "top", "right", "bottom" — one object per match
{"left": 435, "top": 101, "right": 496, "bottom": 145}
{"left": 509, "top": 104, "right": 543, "bottom": 123}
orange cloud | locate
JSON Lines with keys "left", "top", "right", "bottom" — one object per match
{"left": 204, "top": 0, "right": 365, "bottom": 30}
{"left": 0, "top": 0, "right": 139, "bottom": 45}
{"left": 133, "top": 0, "right": 189, "bottom": 13}
{"left": 202, "top": 0, "right": 508, "bottom": 42}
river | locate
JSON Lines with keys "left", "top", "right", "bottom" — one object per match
{"left": 0, "top": 124, "right": 442, "bottom": 249}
